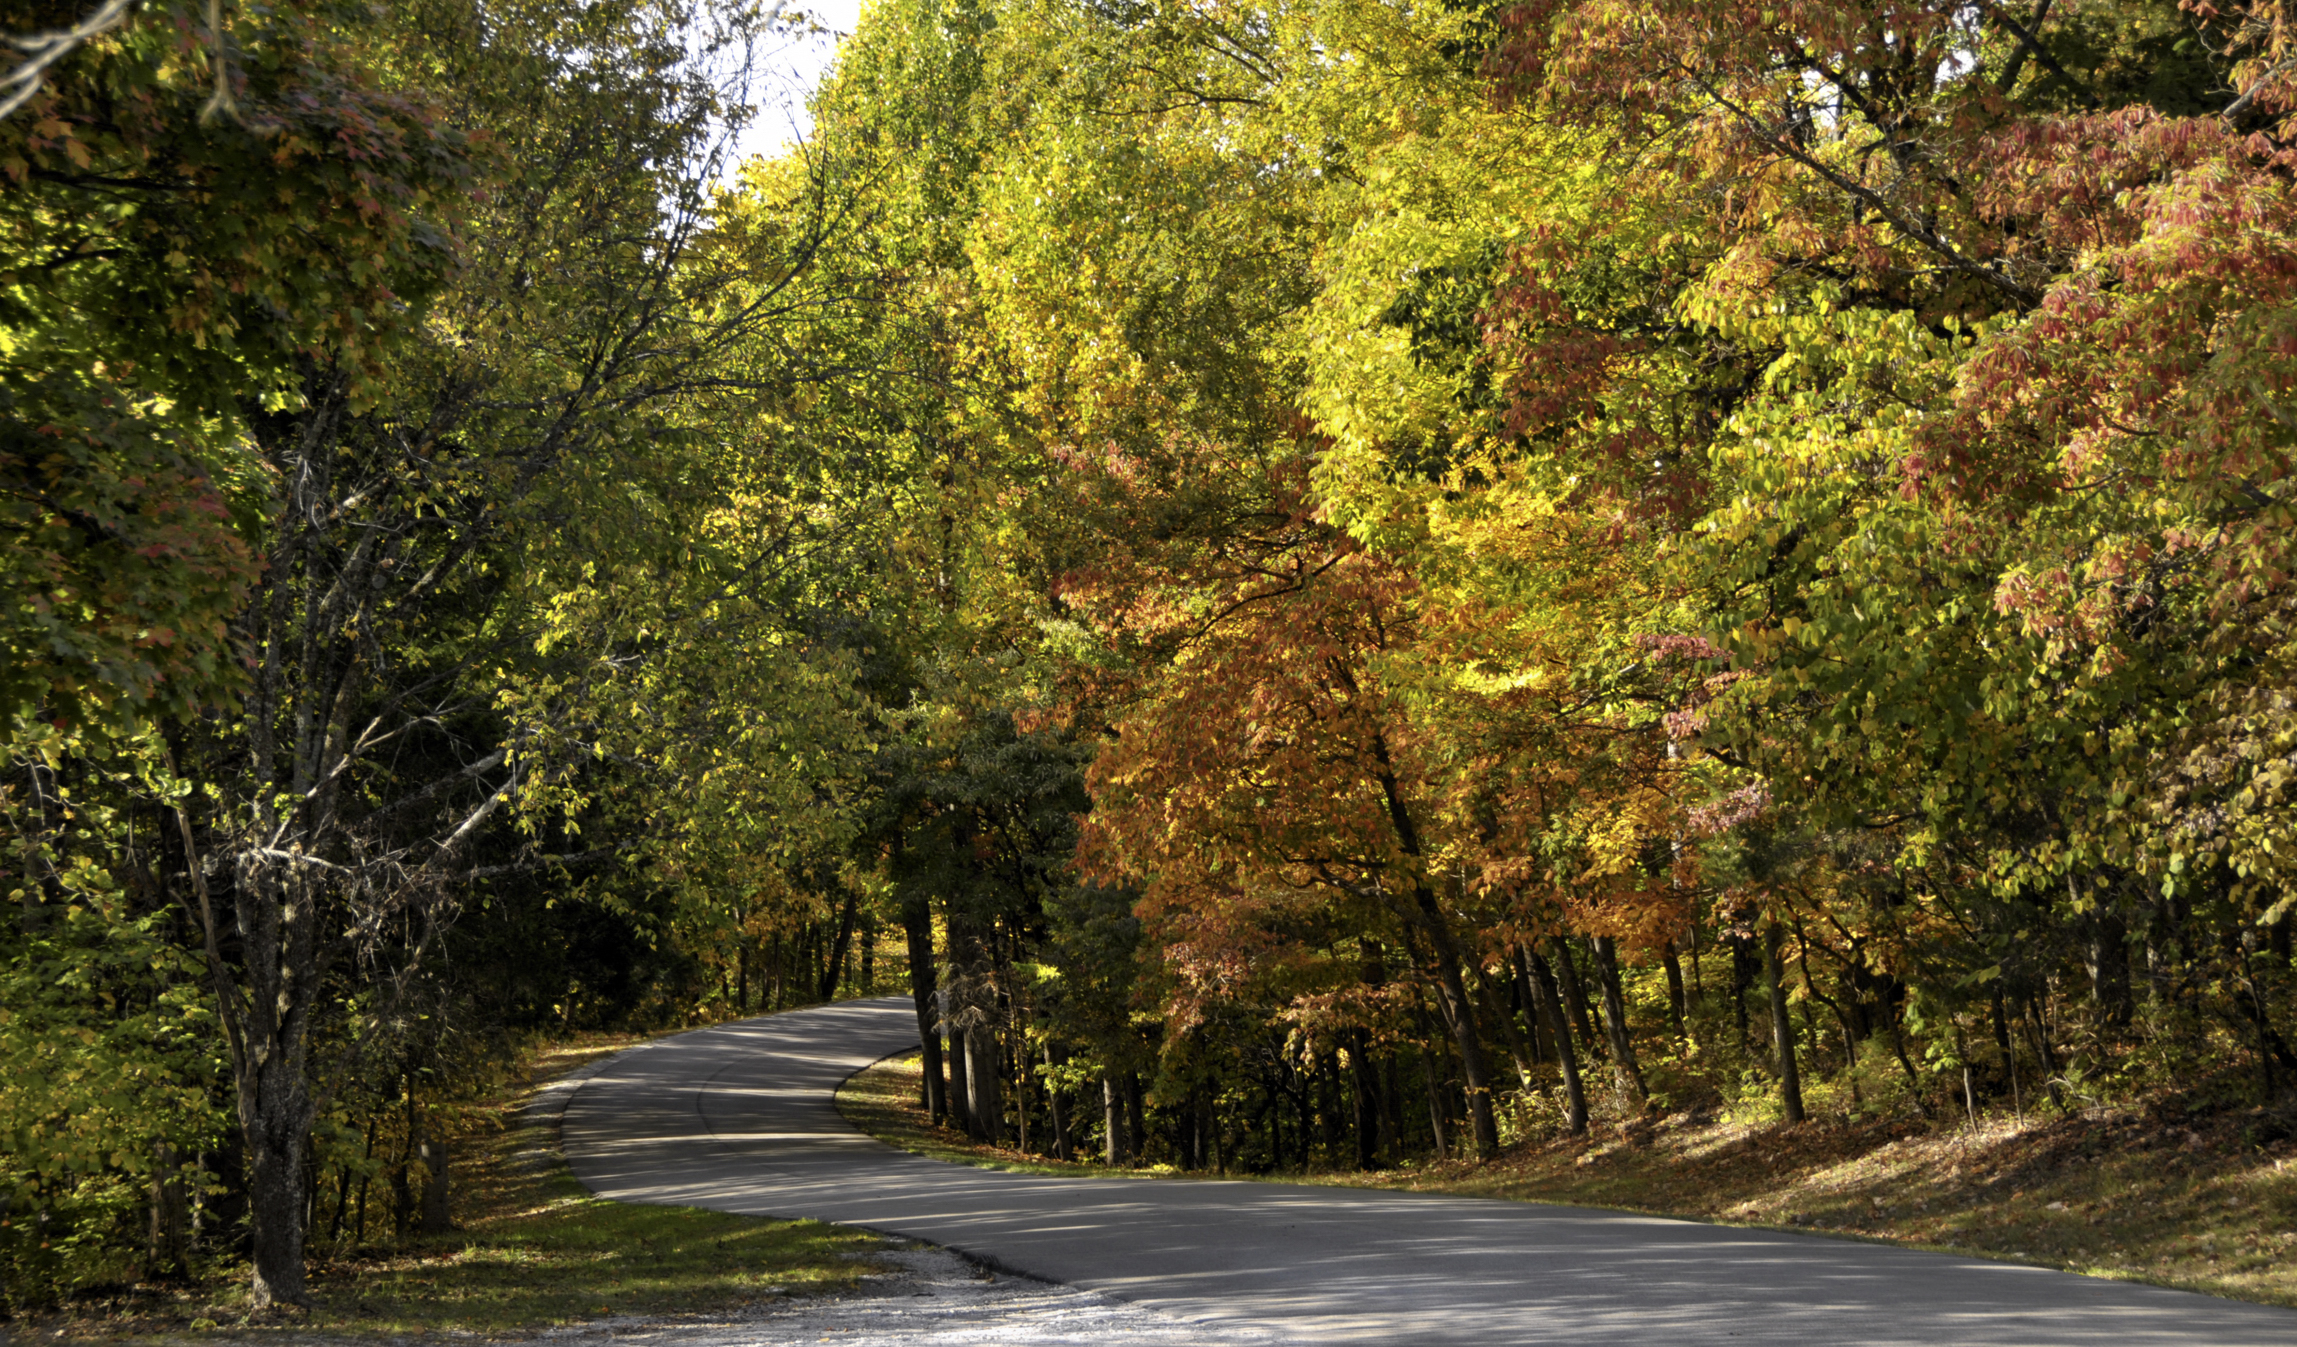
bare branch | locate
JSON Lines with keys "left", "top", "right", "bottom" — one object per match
{"left": 3, "top": 0, "right": 136, "bottom": 120}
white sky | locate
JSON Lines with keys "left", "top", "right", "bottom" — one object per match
{"left": 733, "top": 0, "right": 867, "bottom": 163}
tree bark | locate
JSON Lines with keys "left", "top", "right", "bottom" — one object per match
{"left": 947, "top": 1020, "right": 975, "bottom": 1137}
{"left": 1552, "top": 938, "right": 1602, "bottom": 1059}
{"left": 1125, "top": 1070, "right": 1146, "bottom": 1165}
{"left": 1408, "top": 911, "right": 1499, "bottom": 1157}
{"left": 1764, "top": 923, "right": 1806, "bottom": 1124}
{"left": 1044, "top": 1043, "right": 1070, "bottom": 1160}
{"left": 2086, "top": 907, "right": 2132, "bottom": 1025}
{"left": 1590, "top": 935, "right": 1648, "bottom": 1109}
{"left": 1662, "top": 938, "right": 1690, "bottom": 1045}
{"left": 1365, "top": 745, "right": 1497, "bottom": 1158}
{"left": 820, "top": 887, "right": 860, "bottom": 1002}
{"left": 1527, "top": 949, "right": 1589, "bottom": 1135}
{"left": 902, "top": 901, "right": 946, "bottom": 1122}
{"left": 968, "top": 1023, "right": 1005, "bottom": 1145}
{"left": 149, "top": 1143, "right": 190, "bottom": 1279}
{"left": 1380, "top": 1052, "right": 1406, "bottom": 1161}
{"left": 1103, "top": 1073, "right": 1129, "bottom": 1164}
{"left": 1349, "top": 1029, "right": 1382, "bottom": 1167}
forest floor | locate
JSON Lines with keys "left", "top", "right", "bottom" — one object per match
{"left": 836, "top": 1051, "right": 2297, "bottom": 1311}
{"left": 33, "top": 1034, "right": 893, "bottom": 1341}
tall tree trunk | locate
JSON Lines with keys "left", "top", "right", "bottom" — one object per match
{"left": 1510, "top": 960, "right": 1548, "bottom": 1063}
{"left": 237, "top": 871, "right": 319, "bottom": 1307}
{"left": 1730, "top": 931, "right": 1760, "bottom": 1051}
{"left": 1103, "top": 1073, "right": 1129, "bottom": 1164}
{"left": 1014, "top": 1031, "right": 1030, "bottom": 1154}
{"left": 819, "top": 887, "right": 860, "bottom": 1002}
{"left": 1366, "top": 746, "right": 1497, "bottom": 1157}
{"left": 1045, "top": 1043, "right": 1071, "bottom": 1161}
{"left": 2024, "top": 992, "right": 2067, "bottom": 1109}
{"left": 1764, "top": 923, "right": 1806, "bottom": 1124}
{"left": 968, "top": 1024, "right": 1005, "bottom": 1145}
{"left": 149, "top": 1143, "right": 190, "bottom": 1279}
{"left": 1661, "top": 937, "right": 1690, "bottom": 1045}
{"left": 947, "top": 1021, "right": 975, "bottom": 1137}
{"left": 1125, "top": 1071, "right": 1146, "bottom": 1164}
{"left": 1408, "top": 909, "right": 1499, "bottom": 1157}
{"left": 1380, "top": 1052, "right": 1406, "bottom": 1162}
{"left": 1552, "top": 938, "right": 1602, "bottom": 1059}
{"left": 1590, "top": 935, "right": 1648, "bottom": 1109}
{"left": 902, "top": 900, "right": 946, "bottom": 1122}
{"left": 2086, "top": 908, "right": 2132, "bottom": 1026}
{"left": 1349, "top": 1029, "right": 1382, "bottom": 1167}
{"left": 943, "top": 902, "right": 990, "bottom": 1139}
{"left": 1527, "top": 949, "right": 1589, "bottom": 1135}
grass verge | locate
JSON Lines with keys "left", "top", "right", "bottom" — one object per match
{"left": 47, "top": 1034, "right": 889, "bottom": 1340}
{"left": 837, "top": 1050, "right": 2297, "bottom": 1309}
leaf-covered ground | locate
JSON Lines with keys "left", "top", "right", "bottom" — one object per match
{"left": 36, "top": 1037, "right": 890, "bottom": 1340}
{"left": 839, "top": 1051, "right": 2297, "bottom": 1309}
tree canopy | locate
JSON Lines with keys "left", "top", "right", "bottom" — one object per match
{"left": 6, "top": 0, "right": 2297, "bottom": 1309}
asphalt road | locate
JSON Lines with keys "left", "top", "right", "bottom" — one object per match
{"left": 559, "top": 997, "right": 2297, "bottom": 1345}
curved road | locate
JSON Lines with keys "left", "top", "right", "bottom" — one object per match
{"left": 560, "top": 997, "right": 2297, "bottom": 1345}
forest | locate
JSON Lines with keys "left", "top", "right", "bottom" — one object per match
{"left": 5, "top": 0, "right": 2297, "bottom": 1313}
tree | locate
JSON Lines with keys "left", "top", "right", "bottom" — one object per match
{"left": 150, "top": 0, "right": 861, "bottom": 1303}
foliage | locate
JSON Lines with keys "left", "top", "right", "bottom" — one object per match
{"left": 11, "top": 0, "right": 2297, "bottom": 1314}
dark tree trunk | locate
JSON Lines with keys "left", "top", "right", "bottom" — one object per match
{"left": 947, "top": 1022, "right": 975, "bottom": 1137}
{"left": 149, "top": 1144, "right": 190, "bottom": 1279}
{"left": 1764, "top": 923, "right": 1806, "bottom": 1124}
{"left": 1349, "top": 1029, "right": 1382, "bottom": 1167}
{"left": 2087, "top": 909, "right": 2133, "bottom": 1025}
{"left": 902, "top": 902, "right": 946, "bottom": 1122}
{"left": 1730, "top": 931, "right": 1760, "bottom": 1051}
{"left": 1103, "top": 1073, "right": 1129, "bottom": 1164}
{"left": 1411, "top": 909, "right": 1500, "bottom": 1157}
{"left": 820, "top": 887, "right": 860, "bottom": 1002}
{"left": 968, "top": 1024, "right": 1006, "bottom": 1145}
{"left": 242, "top": 981, "right": 315, "bottom": 1304}
{"left": 1590, "top": 935, "right": 1648, "bottom": 1108}
{"left": 1553, "top": 938, "right": 1602, "bottom": 1060}
{"left": 1527, "top": 949, "right": 1589, "bottom": 1135}
{"left": 1510, "top": 960, "right": 1548, "bottom": 1064}
{"left": 1045, "top": 1043, "right": 1071, "bottom": 1160}
{"left": 1365, "top": 746, "right": 1497, "bottom": 1157}
{"left": 1380, "top": 1052, "right": 1406, "bottom": 1162}
{"left": 1125, "top": 1070, "right": 1146, "bottom": 1164}
{"left": 1662, "top": 938, "right": 1690, "bottom": 1045}
{"left": 2024, "top": 992, "right": 2067, "bottom": 1109}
